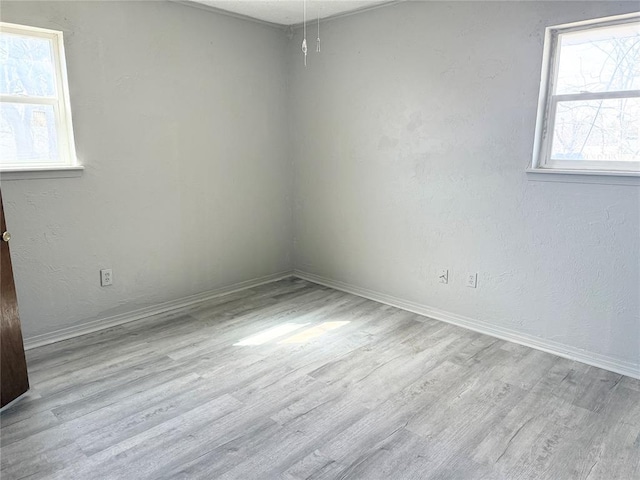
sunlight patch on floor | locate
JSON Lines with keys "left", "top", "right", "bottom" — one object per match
{"left": 234, "top": 321, "right": 350, "bottom": 346}
{"left": 234, "top": 323, "right": 310, "bottom": 346}
{"left": 279, "top": 321, "right": 350, "bottom": 344}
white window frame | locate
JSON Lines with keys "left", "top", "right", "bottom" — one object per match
{"left": 529, "top": 12, "right": 640, "bottom": 178}
{"left": 0, "top": 22, "right": 82, "bottom": 179}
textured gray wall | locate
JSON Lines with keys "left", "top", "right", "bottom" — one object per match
{"left": 289, "top": 1, "right": 640, "bottom": 370}
{"left": 1, "top": 1, "right": 292, "bottom": 338}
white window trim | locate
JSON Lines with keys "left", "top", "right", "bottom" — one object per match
{"left": 0, "top": 22, "right": 82, "bottom": 179}
{"left": 528, "top": 12, "right": 640, "bottom": 182}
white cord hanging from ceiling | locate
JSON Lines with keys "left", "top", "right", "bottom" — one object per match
{"left": 316, "top": 14, "right": 321, "bottom": 53}
{"left": 302, "top": 0, "right": 307, "bottom": 66}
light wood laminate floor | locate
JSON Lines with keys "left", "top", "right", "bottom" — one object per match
{"left": 1, "top": 278, "right": 639, "bottom": 479}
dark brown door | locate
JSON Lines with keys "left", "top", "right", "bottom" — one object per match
{"left": 1, "top": 189, "right": 29, "bottom": 408}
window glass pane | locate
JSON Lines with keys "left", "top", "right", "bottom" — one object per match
{"left": 0, "top": 102, "right": 59, "bottom": 165}
{"left": 551, "top": 97, "right": 639, "bottom": 162}
{"left": 555, "top": 22, "right": 640, "bottom": 94}
{"left": 0, "top": 32, "right": 56, "bottom": 97}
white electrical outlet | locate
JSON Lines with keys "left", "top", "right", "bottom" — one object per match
{"left": 466, "top": 273, "right": 478, "bottom": 288}
{"left": 438, "top": 269, "right": 449, "bottom": 284}
{"left": 100, "top": 269, "right": 113, "bottom": 286}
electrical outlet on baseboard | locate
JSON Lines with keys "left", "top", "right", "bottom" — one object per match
{"left": 438, "top": 269, "right": 449, "bottom": 284}
{"left": 466, "top": 273, "right": 478, "bottom": 288}
{"left": 100, "top": 269, "right": 113, "bottom": 287}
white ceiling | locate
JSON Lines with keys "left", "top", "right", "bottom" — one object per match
{"left": 187, "top": 0, "right": 394, "bottom": 26}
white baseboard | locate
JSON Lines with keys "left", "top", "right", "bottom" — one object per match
{"left": 294, "top": 270, "right": 640, "bottom": 380}
{"left": 23, "top": 271, "right": 294, "bottom": 350}
{"left": 23, "top": 268, "right": 639, "bottom": 380}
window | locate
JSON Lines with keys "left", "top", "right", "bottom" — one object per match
{"left": 530, "top": 13, "right": 640, "bottom": 176}
{"left": 0, "top": 22, "right": 79, "bottom": 173}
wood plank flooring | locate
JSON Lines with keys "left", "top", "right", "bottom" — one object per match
{"left": 1, "top": 278, "right": 638, "bottom": 479}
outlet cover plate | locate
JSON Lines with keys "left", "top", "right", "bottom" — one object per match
{"left": 100, "top": 269, "right": 113, "bottom": 286}
{"left": 466, "top": 273, "right": 477, "bottom": 288}
{"left": 439, "top": 269, "right": 449, "bottom": 284}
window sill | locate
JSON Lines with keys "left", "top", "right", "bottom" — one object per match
{"left": 526, "top": 168, "right": 640, "bottom": 186}
{"left": 0, "top": 165, "right": 84, "bottom": 181}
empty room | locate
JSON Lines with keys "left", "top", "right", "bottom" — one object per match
{"left": 0, "top": 0, "right": 639, "bottom": 478}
